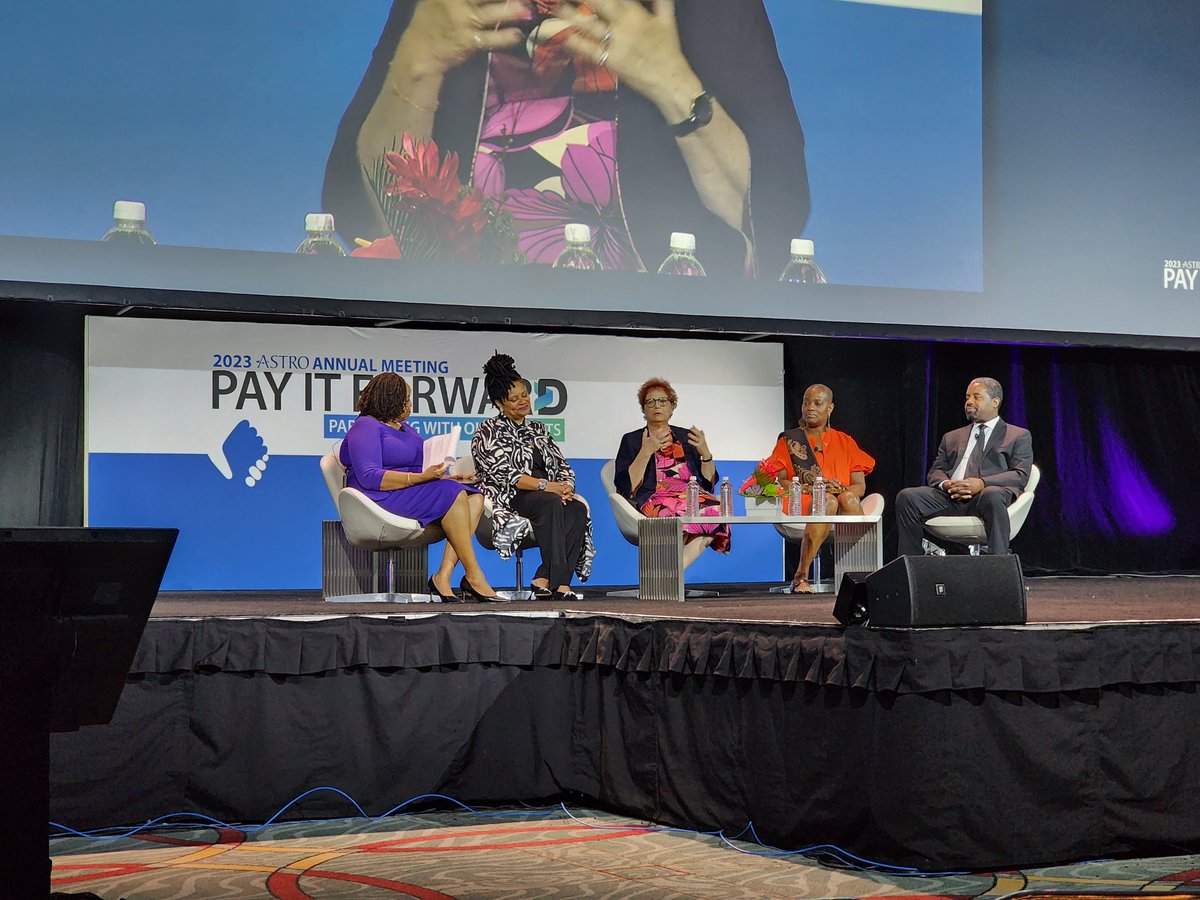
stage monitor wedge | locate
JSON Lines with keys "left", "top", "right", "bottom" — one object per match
{"left": 1, "top": 526, "right": 178, "bottom": 732}
{"left": 865, "top": 555, "right": 1026, "bottom": 628}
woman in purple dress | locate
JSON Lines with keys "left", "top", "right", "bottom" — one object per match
{"left": 339, "top": 372, "right": 502, "bottom": 602}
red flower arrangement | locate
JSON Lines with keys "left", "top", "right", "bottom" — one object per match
{"left": 739, "top": 458, "right": 784, "bottom": 497}
{"left": 354, "top": 134, "right": 522, "bottom": 264}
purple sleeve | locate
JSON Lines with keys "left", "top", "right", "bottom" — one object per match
{"left": 344, "top": 417, "right": 388, "bottom": 490}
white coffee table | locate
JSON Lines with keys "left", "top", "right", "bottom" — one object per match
{"left": 636, "top": 513, "right": 883, "bottom": 602}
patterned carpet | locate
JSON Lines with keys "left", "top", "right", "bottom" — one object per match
{"left": 50, "top": 806, "right": 1200, "bottom": 899}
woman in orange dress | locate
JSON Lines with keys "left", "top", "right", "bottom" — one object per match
{"left": 765, "top": 383, "right": 875, "bottom": 593}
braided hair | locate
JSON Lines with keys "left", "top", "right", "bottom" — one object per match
{"left": 482, "top": 352, "right": 524, "bottom": 406}
{"left": 356, "top": 372, "right": 409, "bottom": 421}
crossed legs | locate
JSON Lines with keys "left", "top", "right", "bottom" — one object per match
{"left": 432, "top": 491, "right": 493, "bottom": 596}
{"left": 793, "top": 491, "right": 857, "bottom": 593}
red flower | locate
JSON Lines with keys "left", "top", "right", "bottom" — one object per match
{"left": 364, "top": 132, "right": 520, "bottom": 264}
{"left": 384, "top": 135, "right": 463, "bottom": 207}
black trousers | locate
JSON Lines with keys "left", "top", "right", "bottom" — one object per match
{"left": 511, "top": 491, "right": 588, "bottom": 587}
{"left": 895, "top": 485, "right": 1016, "bottom": 556}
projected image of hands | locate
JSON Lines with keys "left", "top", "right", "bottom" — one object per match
{"left": 1, "top": 0, "right": 981, "bottom": 305}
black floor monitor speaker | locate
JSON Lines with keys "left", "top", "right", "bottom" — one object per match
{"left": 1, "top": 527, "right": 177, "bottom": 892}
{"left": 833, "top": 572, "right": 872, "bottom": 626}
{"left": 864, "top": 555, "right": 1026, "bottom": 627}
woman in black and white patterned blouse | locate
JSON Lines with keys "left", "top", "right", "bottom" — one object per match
{"left": 471, "top": 353, "right": 594, "bottom": 599}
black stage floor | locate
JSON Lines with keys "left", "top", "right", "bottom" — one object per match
{"left": 151, "top": 574, "right": 1200, "bottom": 624}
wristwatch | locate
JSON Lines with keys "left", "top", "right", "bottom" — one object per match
{"left": 671, "top": 91, "right": 714, "bottom": 137}
{"left": 537, "top": 478, "right": 548, "bottom": 491}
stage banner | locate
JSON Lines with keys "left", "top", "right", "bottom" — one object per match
{"left": 86, "top": 318, "right": 785, "bottom": 589}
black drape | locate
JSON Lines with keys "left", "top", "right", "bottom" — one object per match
{"left": 0, "top": 301, "right": 83, "bottom": 526}
{"left": 50, "top": 614, "right": 1200, "bottom": 870}
{"left": 782, "top": 338, "right": 1200, "bottom": 574}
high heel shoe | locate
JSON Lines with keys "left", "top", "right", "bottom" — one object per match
{"left": 427, "top": 576, "right": 460, "bottom": 603}
{"left": 459, "top": 576, "right": 508, "bottom": 603}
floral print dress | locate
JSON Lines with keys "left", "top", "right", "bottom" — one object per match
{"left": 640, "top": 446, "right": 731, "bottom": 553}
{"left": 472, "top": 2, "right": 642, "bottom": 270}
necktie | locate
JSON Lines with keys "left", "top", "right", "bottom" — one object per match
{"left": 965, "top": 424, "right": 987, "bottom": 478}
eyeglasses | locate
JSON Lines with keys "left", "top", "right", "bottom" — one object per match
{"left": 643, "top": 398, "right": 672, "bottom": 407}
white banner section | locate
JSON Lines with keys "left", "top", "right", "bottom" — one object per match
{"left": 86, "top": 317, "right": 785, "bottom": 589}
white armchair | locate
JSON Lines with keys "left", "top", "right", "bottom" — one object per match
{"left": 319, "top": 452, "right": 445, "bottom": 603}
{"left": 922, "top": 463, "right": 1041, "bottom": 554}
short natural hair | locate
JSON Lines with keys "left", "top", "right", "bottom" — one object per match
{"left": 806, "top": 383, "right": 834, "bottom": 403}
{"left": 970, "top": 377, "right": 1003, "bottom": 403}
{"left": 637, "top": 377, "right": 678, "bottom": 407}
{"left": 356, "top": 372, "right": 409, "bottom": 421}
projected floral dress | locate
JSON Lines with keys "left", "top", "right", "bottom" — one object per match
{"left": 324, "top": 0, "right": 812, "bottom": 278}
{"left": 472, "top": 13, "right": 639, "bottom": 270}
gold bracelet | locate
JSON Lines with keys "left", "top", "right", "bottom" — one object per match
{"left": 389, "top": 81, "right": 439, "bottom": 114}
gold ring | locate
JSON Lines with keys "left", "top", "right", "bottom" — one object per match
{"left": 598, "top": 48, "right": 609, "bottom": 66}
{"left": 472, "top": 32, "right": 485, "bottom": 49}
{"left": 603, "top": 27, "right": 612, "bottom": 43}
{"left": 469, "top": 13, "right": 483, "bottom": 28}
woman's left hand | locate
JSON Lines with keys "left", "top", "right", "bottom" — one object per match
{"left": 547, "top": 480, "right": 576, "bottom": 504}
{"left": 686, "top": 426, "right": 711, "bottom": 461}
{"left": 553, "top": 0, "right": 697, "bottom": 112}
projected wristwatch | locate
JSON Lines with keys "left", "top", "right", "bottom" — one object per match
{"left": 671, "top": 91, "right": 714, "bottom": 137}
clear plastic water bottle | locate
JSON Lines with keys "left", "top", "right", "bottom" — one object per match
{"left": 101, "top": 200, "right": 156, "bottom": 245}
{"left": 811, "top": 474, "right": 826, "bottom": 516}
{"left": 779, "top": 238, "right": 826, "bottom": 284}
{"left": 657, "top": 231, "right": 706, "bottom": 276}
{"left": 719, "top": 476, "right": 733, "bottom": 516}
{"left": 788, "top": 478, "right": 803, "bottom": 516}
{"left": 685, "top": 476, "right": 700, "bottom": 517}
{"left": 552, "top": 223, "right": 603, "bottom": 270}
{"left": 295, "top": 213, "right": 346, "bottom": 256}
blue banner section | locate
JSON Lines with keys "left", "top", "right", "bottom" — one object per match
{"left": 324, "top": 416, "right": 564, "bottom": 441}
{"left": 88, "top": 455, "right": 782, "bottom": 590}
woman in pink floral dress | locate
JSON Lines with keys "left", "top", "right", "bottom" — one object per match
{"left": 325, "top": 0, "right": 810, "bottom": 277}
{"left": 613, "top": 377, "right": 729, "bottom": 569}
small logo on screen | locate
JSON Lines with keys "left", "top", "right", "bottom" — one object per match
{"left": 1163, "top": 259, "right": 1198, "bottom": 290}
{"left": 935, "top": 583, "right": 947, "bottom": 596}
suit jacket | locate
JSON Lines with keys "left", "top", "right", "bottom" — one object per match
{"left": 926, "top": 419, "right": 1033, "bottom": 500}
{"left": 614, "top": 425, "right": 717, "bottom": 509}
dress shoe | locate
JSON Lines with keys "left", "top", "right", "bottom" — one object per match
{"left": 427, "top": 576, "right": 460, "bottom": 603}
{"left": 554, "top": 588, "right": 583, "bottom": 601}
{"left": 531, "top": 586, "right": 555, "bottom": 601}
{"left": 459, "top": 576, "right": 509, "bottom": 603}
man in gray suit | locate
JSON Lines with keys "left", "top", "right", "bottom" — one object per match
{"left": 896, "top": 377, "right": 1034, "bottom": 557}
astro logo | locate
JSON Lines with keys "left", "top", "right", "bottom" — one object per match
{"left": 207, "top": 419, "right": 270, "bottom": 488}
{"left": 1163, "top": 259, "right": 1199, "bottom": 290}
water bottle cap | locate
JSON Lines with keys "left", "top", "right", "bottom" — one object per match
{"left": 305, "top": 213, "right": 335, "bottom": 232}
{"left": 564, "top": 223, "right": 592, "bottom": 244}
{"left": 113, "top": 200, "right": 146, "bottom": 222}
{"left": 669, "top": 231, "right": 696, "bottom": 252}
{"left": 790, "top": 238, "right": 814, "bottom": 257}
